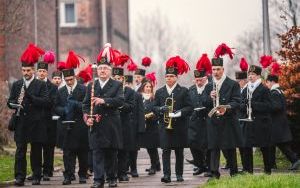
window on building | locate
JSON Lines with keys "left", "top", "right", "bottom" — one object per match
{"left": 60, "top": 1, "right": 77, "bottom": 27}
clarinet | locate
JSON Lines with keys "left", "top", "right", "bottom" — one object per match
{"left": 16, "top": 83, "right": 25, "bottom": 116}
{"left": 88, "top": 63, "right": 100, "bottom": 132}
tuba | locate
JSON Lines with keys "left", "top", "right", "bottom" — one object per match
{"left": 163, "top": 93, "right": 174, "bottom": 130}
{"left": 239, "top": 86, "right": 253, "bottom": 122}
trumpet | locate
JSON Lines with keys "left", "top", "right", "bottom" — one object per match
{"left": 239, "top": 87, "right": 253, "bottom": 122}
{"left": 163, "top": 93, "right": 174, "bottom": 130}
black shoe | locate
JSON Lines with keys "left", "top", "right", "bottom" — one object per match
{"left": 131, "top": 170, "right": 139, "bottom": 177}
{"left": 118, "top": 175, "right": 129, "bottom": 182}
{"left": 32, "top": 179, "right": 41, "bottom": 185}
{"left": 148, "top": 168, "right": 156, "bottom": 175}
{"left": 289, "top": 160, "right": 300, "bottom": 170}
{"left": 193, "top": 168, "right": 205, "bottom": 176}
{"left": 176, "top": 175, "right": 184, "bottom": 182}
{"left": 49, "top": 172, "right": 53, "bottom": 177}
{"left": 70, "top": 174, "right": 76, "bottom": 181}
{"left": 91, "top": 182, "right": 104, "bottom": 188}
{"left": 204, "top": 172, "right": 213, "bottom": 177}
{"left": 108, "top": 179, "right": 118, "bottom": 187}
{"left": 186, "top": 159, "right": 195, "bottom": 165}
{"left": 14, "top": 179, "right": 24, "bottom": 186}
{"left": 161, "top": 175, "right": 171, "bottom": 183}
{"left": 79, "top": 177, "right": 87, "bottom": 184}
{"left": 27, "top": 175, "right": 33, "bottom": 181}
{"left": 43, "top": 174, "right": 50, "bottom": 181}
{"left": 62, "top": 178, "right": 71, "bottom": 185}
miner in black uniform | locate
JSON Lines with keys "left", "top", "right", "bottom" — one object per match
{"left": 134, "top": 68, "right": 145, "bottom": 91}
{"left": 265, "top": 74, "right": 300, "bottom": 170}
{"left": 153, "top": 56, "right": 192, "bottom": 183}
{"left": 7, "top": 44, "right": 49, "bottom": 186}
{"left": 188, "top": 68, "right": 210, "bottom": 175}
{"left": 111, "top": 67, "right": 135, "bottom": 182}
{"left": 51, "top": 70, "right": 63, "bottom": 88}
{"left": 138, "top": 77, "right": 161, "bottom": 175}
{"left": 240, "top": 65, "right": 272, "bottom": 174}
{"left": 83, "top": 57, "right": 124, "bottom": 188}
{"left": 202, "top": 58, "right": 242, "bottom": 179}
{"left": 55, "top": 51, "right": 88, "bottom": 185}
{"left": 36, "top": 60, "right": 58, "bottom": 180}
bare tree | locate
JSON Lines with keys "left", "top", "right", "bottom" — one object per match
{"left": 131, "top": 9, "right": 199, "bottom": 88}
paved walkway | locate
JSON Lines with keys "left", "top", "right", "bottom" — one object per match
{"left": 7, "top": 149, "right": 215, "bottom": 188}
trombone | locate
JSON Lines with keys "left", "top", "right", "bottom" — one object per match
{"left": 163, "top": 93, "right": 174, "bottom": 130}
{"left": 239, "top": 86, "right": 253, "bottom": 122}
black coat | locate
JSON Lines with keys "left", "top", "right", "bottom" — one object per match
{"left": 7, "top": 78, "right": 49, "bottom": 144}
{"left": 202, "top": 77, "right": 242, "bottom": 150}
{"left": 119, "top": 86, "right": 135, "bottom": 151}
{"left": 44, "top": 80, "right": 58, "bottom": 145}
{"left": 153, "top": 84, "right": 193, "bottom": 148}
{"left": 139, "top": 98, "right": 160, "bottom": 148}
{"left": 82, "top": 79, "right": 124, "bottom": 150}
{"left": 55, "top": 83, "right": 88, "bottom": 150}
{"left": 188, "top": 85, "right": 208, "bottom": 150}
{"left": 270, "top": 88, "right": 292, "bottom": 144}
{"left": 240, "top": 83, "right": 272, "bottom": 147}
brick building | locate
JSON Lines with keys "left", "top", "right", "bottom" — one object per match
{"left": 0, "top": 0, "right": 129, "bottom": 84}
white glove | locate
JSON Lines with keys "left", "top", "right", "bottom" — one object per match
{"left": 169, "top": 111, "right": 182, "bottom": 118}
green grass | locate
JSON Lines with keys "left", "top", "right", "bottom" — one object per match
{"left": 202, "top": 173, "right": 300, "bottom": 188}
{"left": 0, "top": 154, "right": 63, "bottom": 183}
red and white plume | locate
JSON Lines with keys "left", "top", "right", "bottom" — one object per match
{"left": 142, "top": 57, "right": 152, "bottom": 67}
{"left": 166, "top": 56, "right": 190, "bottom": 75}
{"left": 145, "top": 72, "right": 157, "bottom": 86}
{"left": 43, "top": 51, "right": 55, "bottom": 64}
{"left": 196, "top": 53, "right": 212, "bottom": 75}
{"left": 66, "top": 51, "right": 85, "bottom": 69}
{"left": 239, "top": 57, "right": 248, "bottom": 71}
{"left": 77, "top": 64, "right": 92, "bottom": 83}
{"left": 260, "top": 55, "right": 273, "bottom": 68}
{"left": 20, "top": 43, "right": 45, "bottom": 65}
{"left": 214, "top": 43, "right": 234, "bottom": 60}
{"left": 57, "top": 61, "right": 66, "bottom": 71}
{"left": 97, "top": 43, "right": 117, "bottom": 64}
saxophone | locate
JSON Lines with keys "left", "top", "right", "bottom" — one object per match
{"left": 16, "top": 83, "right": 25, "bottom": 116}
{"left": 163, "top": 93, "right": 174, "bottom": 130}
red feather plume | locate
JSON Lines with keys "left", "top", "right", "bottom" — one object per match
{"left": 116, "top": 54, "right": 130, "bottom": 67}
{"left": 57, "top": 61, "right": 66, "bottom": 71}
{"left": 142, "top": 57, "right": 151, "bottom": 67}
{"left": 196, "top": 53, "right": 212, "bottom": 75}
{"left": 270, "top": 62, "right": 281, "bottom": 75}
{"left": 214, "top": 43, "right": 234, "bottom": 59}
{"left": 43, "top": 51, "right": 55, "bottom": 64}
{"left": 127, "top": 61, "right": 138, "bottom": 72}
{"left": 77, "top": 64, "right": 92, "bottom": 83}
{"left": 260, "top": 55, "right": 273, "bottom": 68}
{"left": 239, "top": 57, "right": 248, "bottom": 71}
{"left": 165, "top": 56, "right": 190, "bottom": 75}
{"left": 20, "top": 43, "right": 45, "bottom": 65}
{"left": 66, "top": 51, "right": 85, "bottom": 69}
{"left": 145, "top": 72, "right": 157, "bottom": 86}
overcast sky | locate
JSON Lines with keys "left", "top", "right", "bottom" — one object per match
{"left": 129, "top": 0, "right": 262, "bottom": 54}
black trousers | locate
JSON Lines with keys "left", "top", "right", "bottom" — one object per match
{"left": 117, "top": 150, "right": 129, "bottom": 177}
{"left": 63, "top": 149, "right": 88, "bottom": 179}
{"left": 162, "top": 148, "right": 184, "bottom": 176}
{"left": 147, "top": 148, "right": 160, "bottom": 169}
{"left": 42, "top": 143, "right": 55, "bottom": 176}
{"left": 93, "top": 148, "right": 117, "bottom": 184}
{"left": 190, "top": 148, "right": 207, "bottom": 169}
{"left": 210, "top": 149, "right": 238, "bottom": 177}
{"left": 270, "top": 142, "right": 299, "bottom": 166}
{"left": 128, "top": 150, "right": 138, "bottom": 172}
{"left": 239, "top": 147, "right": 247, "bottom": 171}
{"left": 243, "top": 147, "right": 271, "bottom": 174}
{"left": 15, "top": 142, "right": 43, "bottom": 181}
{"left": 88, "top": 149, "right": 93, "bottom": 172}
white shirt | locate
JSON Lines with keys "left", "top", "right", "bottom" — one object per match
{"left": 271, "top": 83, "right": 280, "bottom": 91}
{"left": 248, "top": 78, "right": 262, "bottom": 93}
{"left": 135, "top": 83, "right": 141, "bottom": 91}
{"left": 196, "top": 80, "right": 208, "bottom": 95}
{"left": 166, "top": 83, "right": 177, "bottom": 96}
{"left": 23, "top": 76, "right": 34, "bottom": 88}
{"left": 98, "top": 78, "right": 109, "bottom": 89}
{"left": 66, "top": 80, "right": 77, "bottom": 95}
{"left": 213, "top": 74, "right": 226, "bottom": 91}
